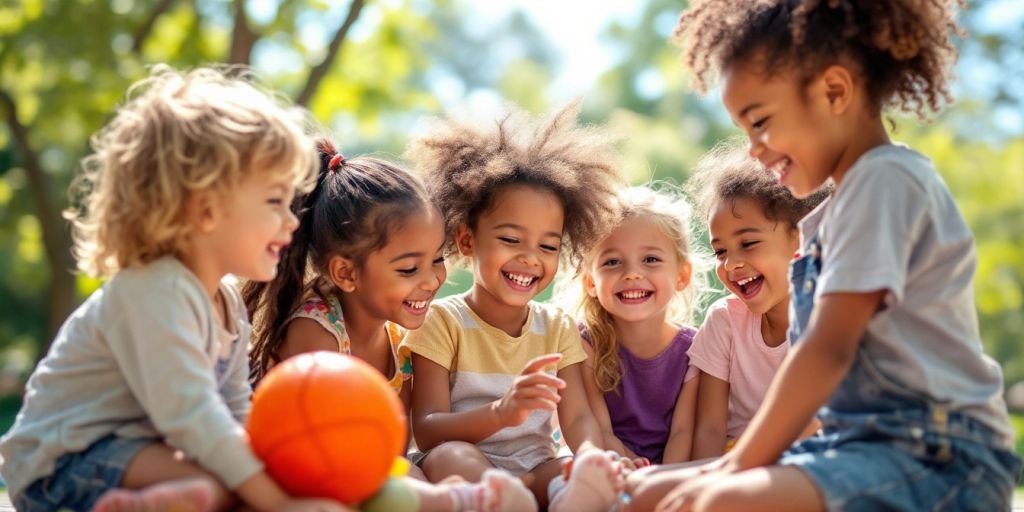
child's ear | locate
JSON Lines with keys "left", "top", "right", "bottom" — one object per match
{"left": 186, "top": 191, "right": 219, "bottom": 233}
{"left": 582, "top": 272, "right": 598, "bottom": 298}
{"left": 454, "top": 224, "right": 475, "bottom": 257}
{"left": 676, "top": 261, "right": 693, "bottom": 291}
{"left": 327, "top": 254, "right": 358, "bottom": 292}
{"left": 816, "top": 64, "right": 855, "bottom": 115}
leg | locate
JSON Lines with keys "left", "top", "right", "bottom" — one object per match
{"left": 548, "top": 451, "right": 624, "bottom": 512}
{"left": 420, "top": 441, "right": 495, "bottom": 483}
{"left": 408, "top": 471, "right": 537, "bottom": 512}
{"left": 691, "top": 466, "right": 823, "bottom": 512}
{"left": 94, "top": 443, "right": 228, "bottom": 512}
{"left": 627, "top": 459, "right": 716, "bottom": 511}
{"left": 519, "top": 458, "right": 565, "bottom": 510}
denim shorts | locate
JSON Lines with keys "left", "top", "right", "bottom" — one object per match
{"left": 779, "top": 354, "right": 1022, "bottom": 511}
{"left": 14, "top": 435, "right": 153, "bottom": 512}
{"left": 783, "top": 241, "right": 1022, "bottom": 511}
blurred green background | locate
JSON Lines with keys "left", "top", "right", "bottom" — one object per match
{"left": 0, "top": 0, "right": 1022, "bottom": 468}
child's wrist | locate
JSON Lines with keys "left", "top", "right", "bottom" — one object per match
{"left": 488, "top": 400, "right": 506, "bottom": 427}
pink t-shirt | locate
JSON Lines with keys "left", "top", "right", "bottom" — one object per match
{"left": 688, "top": 296, "right": 788, "bottom": 439}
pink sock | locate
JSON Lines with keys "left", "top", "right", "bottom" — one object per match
{"left": 448, "top": 469, "right": 537, "bottom": 512}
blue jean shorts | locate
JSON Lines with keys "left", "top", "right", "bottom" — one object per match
{"left": 783, "top": 246, "right": 1022, "bottom": 511}
{"left": 14, "top": 435, "right": 153, "bottom": 512}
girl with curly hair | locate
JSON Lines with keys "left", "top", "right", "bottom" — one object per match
{"left": 400, "top": 101, "right": 628, "bottom": 512}
{"left": 641, "top": 1, "right": 1021, "bottom": 510}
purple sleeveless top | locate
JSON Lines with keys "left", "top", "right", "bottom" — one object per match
{"left": 582, "top": 325, "right": 695, "bottom": 463}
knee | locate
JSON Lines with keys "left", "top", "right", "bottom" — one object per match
{"left": 421, "top": 441, "right": 484, "bottom": 478}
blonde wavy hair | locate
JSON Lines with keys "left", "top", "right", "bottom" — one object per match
{"left": 66, "top": 65, "right": 317, "bottom": 278}
{"left": 561, "top": 184, "right": 712, "bottom": 393}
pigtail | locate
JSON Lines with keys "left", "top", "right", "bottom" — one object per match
{"left": 244, "top": 148, "right": 332, "bottom": 384}
{"left": 581, "top": 290, "right": 626, "bottom": 394}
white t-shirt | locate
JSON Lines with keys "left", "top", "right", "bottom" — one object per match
{"left": 688, "top": 296, "right": 788, "bottom": 440}
{"left": 798, "top": 144, "right": 1013, "bottom": 447}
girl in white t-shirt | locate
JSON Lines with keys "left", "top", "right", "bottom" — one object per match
{"left": 686, "top": 143, "right": 828, "bottom": 459}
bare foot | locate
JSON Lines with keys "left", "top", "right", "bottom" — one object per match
{"left": 447, "top": 468, "right": 538, "bottom": 512}
{"left": 550, "top": 450, "right": 624, "bottom": 512}
{"left": 92, "top": 478, "right": 215, "bottom": 512}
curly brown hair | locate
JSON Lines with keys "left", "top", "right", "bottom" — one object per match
{"left": 404, "top": 101, "right": 625, "bottom": 266}
{"left": 672, "top": 0, "right": 965, "bottom": 118}
{"left": 688, "top": 139, "right": 831, "bottom": 231}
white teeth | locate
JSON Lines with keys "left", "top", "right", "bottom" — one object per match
{"left": 771, "top": 158, "right": 790, "bottom": 174}
{"left": 504, "top": 272, "right": 535, "bottom": 287}
{"left": 406, "top": 300, "right": 428, "bottom": 310}
{"left": 619, "top": 290, "right": 650, "bottom": 300}
{"left": 737, "top": 275, "right": 760, "bottom": 286}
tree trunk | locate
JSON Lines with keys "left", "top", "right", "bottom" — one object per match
{"left": 0, "top": 89, "right": 76, "bottom": 364}
{"left": 229, "top": 0, "right": 256, "bottom": 65}
{"left": 296, "top": 0, "right": 367, "bottom": 107}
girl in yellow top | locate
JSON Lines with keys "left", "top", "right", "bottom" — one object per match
{"left": 402, "top": 102, "right": 630, "bottom": 512}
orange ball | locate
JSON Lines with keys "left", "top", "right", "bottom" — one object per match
{"left": 247, "top": 351, "right": 407, "bottom": 505}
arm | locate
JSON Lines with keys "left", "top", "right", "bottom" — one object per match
{"left": 411, "top": 353, "right": 565, "bottom": 451}
{"left": 556, "top": 361, "right": 606, "bottom": 455}
{"left": 580, "top": 341, "right": 634, "bottom": 457}
{"left": 661, "top": 372, "right": 699, "bottom": 464}
{"left": 689, "top": 371, "right": 730, "bottom": 460}
{"left": 280, "top": 317, "right": 340, "bottom": 359}
{"left": 728, "top": 291, "right": 885, "bottom": 470}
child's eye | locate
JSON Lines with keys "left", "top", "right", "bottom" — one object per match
{"left": 643, "top": 256, "right": 662, "bottom": 264}
{"left": 397, "top": 267, "right": 418, "bottom": 276}
{"left": 540, "top": 244, "right": 560, "bottom": 253}
{"left": 498, "top": 236, "right": 518, "bottom": 245}
{"left": 433, "top": 256, "right": 445, "bottom": 266}
{"left": 751, "top": 117, "right": 769, "bottom": 131}
{"left": 741, "top": 240, "right": 760, "bottom": 250}
{"left": 268, "top": 198, "right": 285, "bottom": 205}
{"left": 713, "top": 249, "right": 726, "bottom": 259}
{"left": 602, "top": 258, "right": 621, "bottom": 267}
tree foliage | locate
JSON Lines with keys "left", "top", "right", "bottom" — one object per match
{"left": 1, "top": 0, "right": 1021, "bottom": 395}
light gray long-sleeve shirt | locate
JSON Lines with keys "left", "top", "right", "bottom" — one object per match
{"left": 0, "top": 256, "right": 263, "bottom": 498}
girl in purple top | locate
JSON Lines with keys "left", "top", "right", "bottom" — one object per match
{"left": 567, "top": 185, "right": 711, "bottom": 465}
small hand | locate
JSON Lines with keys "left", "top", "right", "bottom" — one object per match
{"left": 493, "top": 354, "right": 565, "bottom": 427}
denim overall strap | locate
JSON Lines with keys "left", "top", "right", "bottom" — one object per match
{"left": 788, "top": 235, "right": 822, "bottom": 345}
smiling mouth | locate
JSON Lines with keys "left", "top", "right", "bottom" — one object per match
{"left": 733, "top": 274, "right": 764, "bottom": 299}
{"left": 616, "top": 290, "right": 653, "bottom": 303}
{"left": 767, "top": 157, "right": 792, "bottom": 183}
{"left": 403, "top": 299, "right": 430, "bottom": 313}
{"left": 267, "top": 242, "right": 287, "bottom": 259}
{"left": 503, "top": 271, "right": 539, "bottom": 290}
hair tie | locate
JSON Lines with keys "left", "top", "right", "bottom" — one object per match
{"left": 328, "top": 153, "right": 346, "bottom": 171}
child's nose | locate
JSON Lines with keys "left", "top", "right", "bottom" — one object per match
{"left": 284, "top": 208, "right": 299, "bottom": 232}
{"left": 423, "top": 268, "right": 445, "bottom": 290}
{"left": 518, "top": 249, "right": 540, "bottom": 266}
{"left": 623, "top": 264, "right": 643, "bottom": 280}
{"left": 748, "top": 139, "right": 765, "bottom": 159}
{"left": 724, "top": 254, "right": 744, "bottom": 271}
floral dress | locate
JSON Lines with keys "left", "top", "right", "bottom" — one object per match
{"left": 290, "top": 294, "right": 412, "bottom": 393}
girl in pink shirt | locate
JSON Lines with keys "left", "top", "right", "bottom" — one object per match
{"left": 686, "top": 143, "right": 828, "bottom": 459}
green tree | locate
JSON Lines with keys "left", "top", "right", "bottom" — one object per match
{"left": 0, "top": 0, "right": 556, "bottom": 368}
